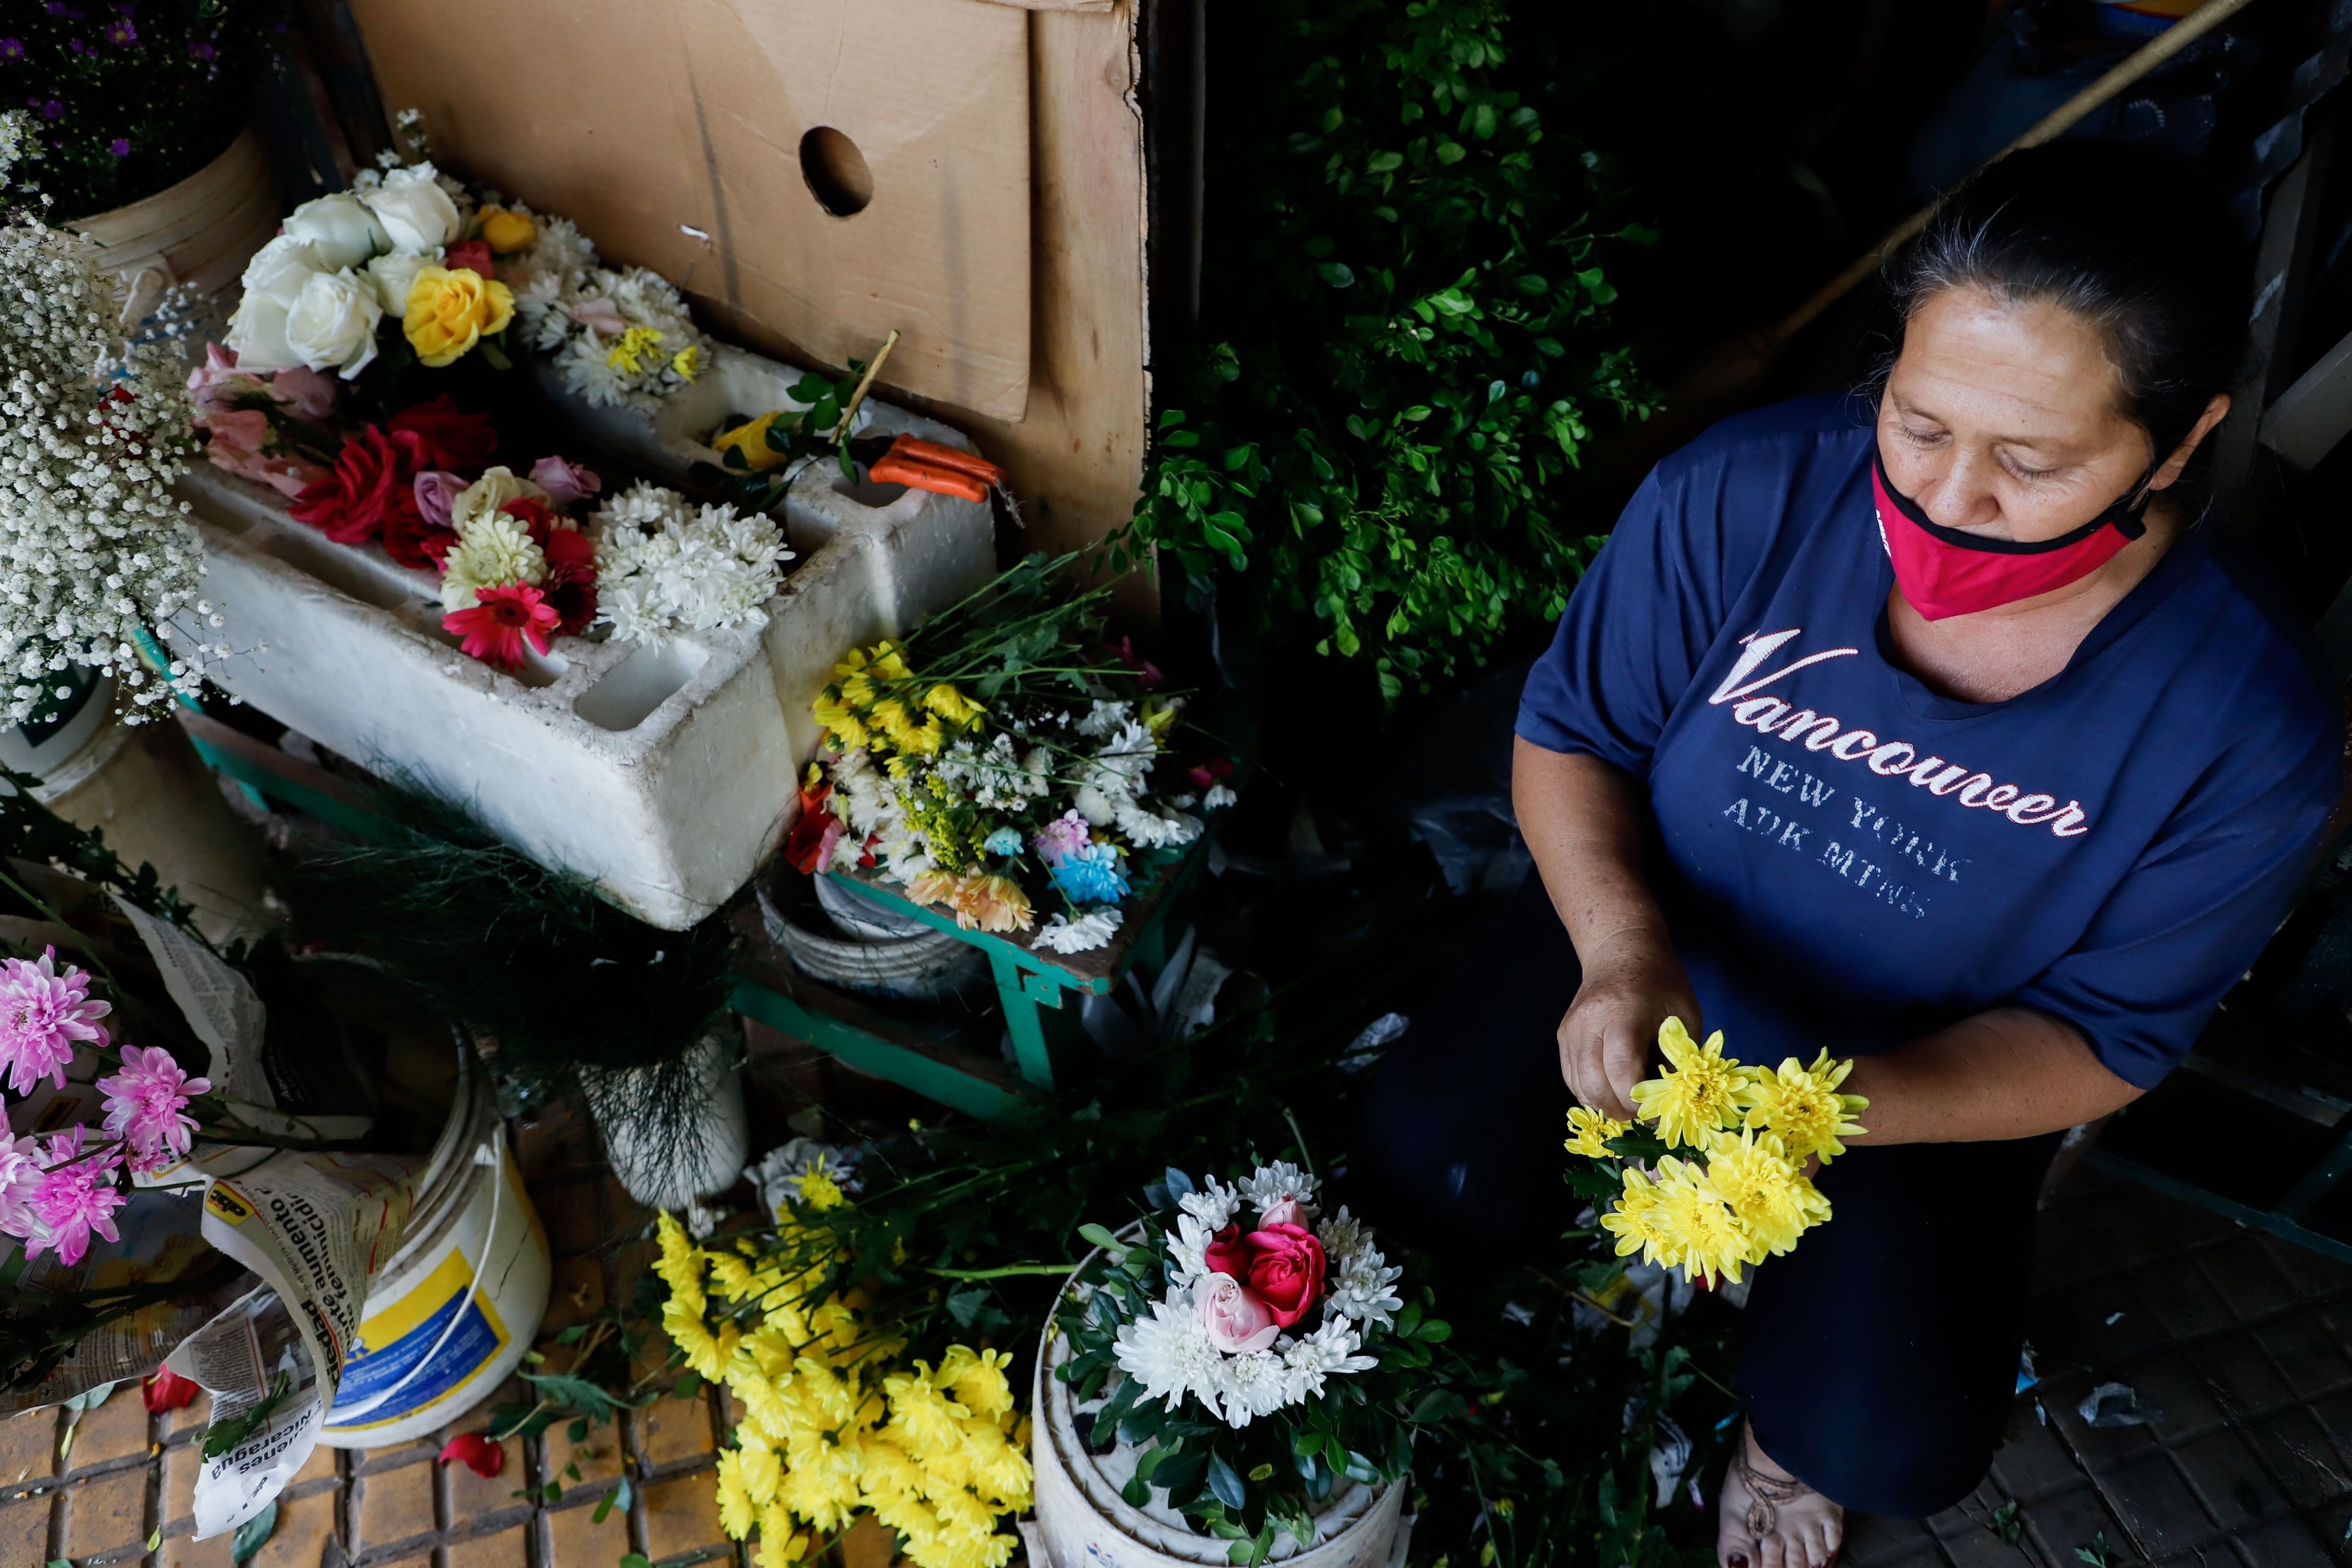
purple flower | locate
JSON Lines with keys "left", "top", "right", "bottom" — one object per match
{"left": 0, "top": 1136, "right": 42, "bottom": 1241}
{"left": 0, "top": 39, "right": 23, "bottom": 62}
{"left": 37, "top": 99, "right": 62, "bottom": 121}
{"left": 107, "top": 137, "right": 129, "bottom": 158}
{"left": 26, "top": 1126, "right": 125, "bottom": 1266}
{"left": 44, "top": 4, "right": 85, "bottom": 17}
{"left": 529, "top": 455, "right": 602, "bottom": 507}
{"left": 97, "top": 1043, "right": 210, "bottom": 1175}
{"left": 0, "top": 946, "right": 111, "bottom": 1096}
{"left": 103, "top": 17, "right": 135, "bottom": 45}
{"left": 1032, "top": 810, "right": 1092, "bottom": 868}
{"left": 413, "top": 470, "right": 466, "bottom": 532}
{"left": 187, "top": 40, "right": 213, "bottom": 61}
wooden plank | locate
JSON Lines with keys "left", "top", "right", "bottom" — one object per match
{"left": 729, "top": 954, "right": 1027, "bottom": 1118}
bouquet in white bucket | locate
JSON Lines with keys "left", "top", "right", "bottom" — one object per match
{"left": 1051, "top": 1162, "right": 1447, "bottom": 1562}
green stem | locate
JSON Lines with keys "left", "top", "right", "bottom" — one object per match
{"left": 928, "top": 1262, "right": 1080, "bottom": 1281}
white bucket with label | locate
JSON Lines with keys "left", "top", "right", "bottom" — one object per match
{"left": 318, "top": 1066, "right": 551, "bottom": 1447}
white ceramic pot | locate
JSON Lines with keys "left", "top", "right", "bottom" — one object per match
{"left": 70, "top": 125, "right": 281, "bottom": 334}
{"left": 0, "top": 674, "right": 278, "bottom": 943}
{"left": 171, "top": 361, "right": 995, "bottom": 930}
{"left": 1029, "top": 1256, "right": 1411, "bottom": 1568}
{"left": 581, "top": 1034, "right": 751, "bottom": 1211}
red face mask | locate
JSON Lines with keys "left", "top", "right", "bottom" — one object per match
{"left": 1872, "top": 450, "right": 2151, "bottom": 621}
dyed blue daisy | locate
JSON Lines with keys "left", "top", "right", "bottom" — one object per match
{"left": 1048, "top": 844, "right": 1130, "bottom": 905}
{"left": 983, "top": 826, "right": 1023, "bottom": 857}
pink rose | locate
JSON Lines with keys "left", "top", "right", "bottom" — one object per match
{"left": 270, "top": 364, "right": 341, "bottom": 423}
{"left": 529, "top": 455, "right": 602, "bottom": 507}
{"left": 1197, "top": 1273, "right": 1279, "bottom": 1355}
{"left": 198, "top": 408, "right": 329, "bottom": 499}
{"left": 413, "top": 469, "right": 467, "bottom": 532}
{"left": 1259, "top": 1195, "right": 1306, "bottom": 1229}
{"left": 1240, "top": 1223, "right": 1327, "bottom": 1329}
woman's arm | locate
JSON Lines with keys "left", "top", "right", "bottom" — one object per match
{"left": 1512, "top": 737, "right": 1699, "bottom": 1120}
{"left": 1843, "top": 1007, "right": 2145, "bottom": 1145}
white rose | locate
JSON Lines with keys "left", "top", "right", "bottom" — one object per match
{"left": 223, "top": 236, "right": 328, "bottom": 373}
{"left": 278, "top": 192, "right": 388, "bottom": 271}
{"left": 450, "top": 466, "right": 551, "bottom": 533}
{"left": 362, "top": 250, "right": 436, "bottom": 317}
{"left": 283, "top": 268, "right": 385, "bottom": 379}
{"left": 360, "top": 163, "right": 463, "bottom": 252}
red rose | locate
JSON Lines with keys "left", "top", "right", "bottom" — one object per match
{"left": 142, "top": 1368, "right": 200, "bottom": 1413}
{"left": 443, "top": 239, "right": 496, "bottom": 281}
{"left": 1241, "top": 1222, "right": 1326, "bottom": 1328}
{"left": 290, "top": 424, "right": 428, "bottom": 545}
{"left": 1204, "top": 1223, "right": 1252, "bottom": 1279}
{"left": 437, "top": 1431, "right": 503, "bottom": 1478}
{"left": 387, "top": 395, "right": 498, "bottom": 474}
{"left": 537, "top": 520, "right": 598, "bottom": 637}
{"left": 381, "top": 501, "right": 456, "bottom": 572}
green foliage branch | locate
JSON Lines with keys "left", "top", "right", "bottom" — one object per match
{"left": 1123, "top": 0, "right": 1657, "bottom": 702}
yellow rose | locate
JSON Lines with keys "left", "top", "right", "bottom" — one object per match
{"left": 402, "top": 266, "right": 515, "bottom": 368}
{"left": 477, "top": 206, "right": 538, "bottom": 254}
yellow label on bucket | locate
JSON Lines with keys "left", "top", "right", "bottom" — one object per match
{"left": 325, "top": 1243, "right": 512, "bottom": 1431}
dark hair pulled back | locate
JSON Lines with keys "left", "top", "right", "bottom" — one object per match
{"left": 1881, "top": 141, "right": 2251, "bottom": 477}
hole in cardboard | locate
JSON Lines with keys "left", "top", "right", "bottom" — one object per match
{"left": 801, "top": 127, "right": 873, "bottom": 217}
{"left": 572, "top": 639, "right": 709, "bottom": 732}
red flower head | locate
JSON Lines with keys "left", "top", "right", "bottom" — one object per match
{"left": 382, "top": 503, "right": 457, "bottom": 572}
{"left": 501, "top": 497, "right": 561, "bottom": 539}
{"left": 437, "top": 1432, "right": 503, "bottom": 1478}
{"left": 442, "top": 239, "right": 497, "bottom": 282}
{"left": 290, "top": 424, "right": 428, "bottom": 546}
{"left": 783, "top": 780, "right": 845, "bottom": 876}
{"left": 142, "top": 1368, "right": 201, "bottom": 1413}
{"left": 387, "top": 395, "right": 498, "bottom": 474}
{"left": 443, "top": 583, "right": 560, "bottom": 671}
{"left": 1239, "top": 1222, "right": 1326, "bottom": 1328}
{"left": 534, "top": 518, "right": 599, "bottom": 637}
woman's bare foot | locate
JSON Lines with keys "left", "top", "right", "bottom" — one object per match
{"left": 1717, "top": 1422, "right": 1843, "bottom": 1568}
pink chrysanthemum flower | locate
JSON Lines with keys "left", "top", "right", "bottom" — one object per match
{"left": 1032, "top": 810, "right": 1093, "bottom": 869}
{"left": 27, "top": 1127, "right": 126, "bottom": 1266}
{"left": 97, "top": 1044, "right": 211, "bottom": 1174}
{"left": 0, "top": 946, "right": 112, "bottom": 1095}
{"left": 0, "top": 1135, "right": 42, "bottom": 1239}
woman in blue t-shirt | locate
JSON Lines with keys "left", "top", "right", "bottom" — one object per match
{"left": 1513, "top": 144, "right": 2340, "bottom": 1565}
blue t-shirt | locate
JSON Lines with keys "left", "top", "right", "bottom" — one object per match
{"left": 1516, "top": 395, "right": 2342, "bottom": 1089}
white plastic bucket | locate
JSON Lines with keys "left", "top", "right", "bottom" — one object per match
{"left": 319, "top": 1069, "right": 551, "bottom": 1447}
{"left": 1028, "top": 1252, "right": 1410, "bottom": 1568}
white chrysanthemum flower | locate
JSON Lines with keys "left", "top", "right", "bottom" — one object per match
{"left": 1034, "top": 908, "right": 1121, "bottom": 954}
{"left": 1073, "top": 782, "right": 1128, "bottom": 827}
{"left": 556, "top": 330, "right": 630, "bottom": 408}
{"left": 440, "top": 512, "right": 547, "bottom": 612}
{"left": 1076, "top": 699, "right": 1132, "bottom": 738}
{"left": 1241, "top": 1162, "right": 1319, "bottom": 1215}
{"left": 525, "top": 214, "right": 596, "bottom": 280}
{"left": 587, "top": 486, "right": 787, "bottom": 642}
{"left": 1112, "top": 1294, "right": 1222, "bottom": 1414}
{"left": 1281, "top": 1316, "right": 1378, "bottom": 1403}
{"left": 1317, "top": 1206, "right": 1404, "bottom": 1333}
{"left": 1204, "top": 783, "right": 1238, "bottom": 810}
{"left": 1117, "top": 801, "right": 1202, "bottom": 850}
{"left": 1216, "top": 1349, "right": 1291, "bottom": 1428}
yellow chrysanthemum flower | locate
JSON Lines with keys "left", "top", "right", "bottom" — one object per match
{"left": 1647, "top": 1155, "right": 1752, "bottom": 1285}
{"left": 923, "top": 683, "right": 986, "bottom": 730}
{"left": 607, "top": 325, "right": 667, "bottom": 375}
{"left": 1597, "top": 1165, "right": 1674, "bottom": 1269}
{"left": 716, "top": 1449, "right": 760, "bottom": 1538}
{"left": 1631, "top": 1017, "right": 1748, "bottom": 1150}
{"left": 754, "top": 1505, "right": 807, "bottom": 1568}
{"left": 869, "top": 642, "right": 913, "bottom": 682}
{"left": 673, "top": 344, "right": 701, "bottom": 383}
{"left": 1699, "top": 1127, "right": 1831, "bottom": 1260}
{"left": 1740, "top": 1049, "right": 1870, "bottom": 1164}
{"left": 1564, "top": 1105, "right": 1630, "bottom": 1159}
{"left": 794, "top": 1168, "right": 847, "bottom": 1210}
{"left": 813, "top": 693, "right": 868, "bottom": 751}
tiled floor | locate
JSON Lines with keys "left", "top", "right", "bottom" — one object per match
{"left": 0, "top": 1100, "right": 739, "bottom": 1568}
{"left": 1843, "top": 1165, "right": 2352, "bottom": 1568}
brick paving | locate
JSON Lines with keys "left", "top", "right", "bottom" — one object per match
{"left": 1842, "top": 1164, "right": 2352, "bottom": 1568}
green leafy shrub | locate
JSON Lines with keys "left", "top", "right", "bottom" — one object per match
{"left": 1128, "top": 0, "right": 1656, "bottom": 701}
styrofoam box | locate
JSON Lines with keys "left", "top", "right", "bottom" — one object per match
{"left": 172, "top": 345, "right": 993, "bottom": 929}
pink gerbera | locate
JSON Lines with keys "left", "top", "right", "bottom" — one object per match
{"left": 0, "top": 947, "right": 111, "bottom": 1095}
{"left": 27, "top": 1127, "right": 125, "bottom": 1266}
{"left": 97, "top": 1044, "right": 211, "bottom": 1175}
{"left": 443, "top": 582, "right": 561, "bottom": 671}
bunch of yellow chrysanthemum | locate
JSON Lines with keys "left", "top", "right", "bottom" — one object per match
{"left": 813, "top": 641, "right": 988, "bottom": 761}
{"left": 655, "top": 1211, "right": 1033, "bottom": 1568}
{"left": 1564, "top": 1019, "right": 1867, "bottom": 1286}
